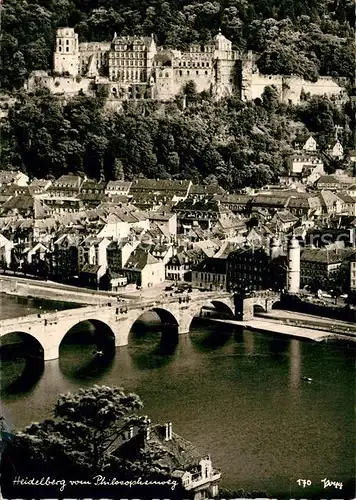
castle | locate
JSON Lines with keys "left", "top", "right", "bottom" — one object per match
{"left": 26, "top": 28, "right": 346, "bottom": 105}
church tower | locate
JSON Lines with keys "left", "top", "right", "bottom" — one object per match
{"left": 54, "top": 28, "right": 80, "bottom": 76}
{"left": 287, "top": 236, "right": 300, "bottom": 293}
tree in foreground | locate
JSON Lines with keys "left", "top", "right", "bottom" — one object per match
{"left": 2, "top": 386, "right": 146, "bottom": 485}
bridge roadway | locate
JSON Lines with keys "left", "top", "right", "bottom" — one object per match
{"left": 0, "top": 290, "right": 237, "bottom": 361}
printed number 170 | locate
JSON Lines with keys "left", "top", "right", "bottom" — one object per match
{"left": 297, "top": 479, "right": 312, "bottom": 487}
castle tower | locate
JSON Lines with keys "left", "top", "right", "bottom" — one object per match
{"left": 287, "top": 236, "right": 300, "bottom": 294}
{"left": 241, "top": 50, "right": 253, "bottom": 101}
{"left": 270, "top": 236, "right": 282, "bottom": 260}
{"left": 54, "top": 28, "right": 79, "bottom": 76}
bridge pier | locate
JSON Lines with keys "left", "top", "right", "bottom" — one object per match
{"left": 44, "top": 344, "right": 59, "bottom": 361}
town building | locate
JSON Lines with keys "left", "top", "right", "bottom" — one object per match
{"left": 191, "top": 257, "right": 228, "bottom": 291}
{"left": 120, "top": 248, "right": 165, "bottom": 288}
{"left": 350, "top": 258, "right": 356, "bottom": 291}
{"left": 113, "top": 420, "right": 221, "bottom": 499}
{"left": 300, "top": 248, "right": 356, "bottom": 291}
{"left": 47, "top": 174, "right": 86, "bottom": 198}
{"left": 226, "top": 238, "right": 287, "bottom": 294}
{"left": 0, "top": 234, "right": 13, "bottom": 267}
{"left": 129, "top": 179, "right": 192, "bottom": 203}
{"left": 0, "top": 171, "right": 29, "bottom": 187}
{"left": 165, "top": 247, "right": 206, "bottom": 282}
{"left": 326, "top": 139, "right": 344, "bottom": 159}
{"left": 104, "top": 180, "right": 132, "bottom": 197}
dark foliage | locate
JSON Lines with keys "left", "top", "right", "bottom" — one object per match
{"left": 2, "top": 89, "right": 352, "bottom": 189}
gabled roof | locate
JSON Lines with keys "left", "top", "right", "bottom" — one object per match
{"left": 129, "top": 179, "right": 191, "bottom": 195}
{"left": 301, "top": 248, "right": 356, "bottom": 264}
{"left": 124, "top": 249, "right": 159, "bottom": 270}
{"left": 113, "top": 423, "right": 208, "bottom": 472}
{"left": 105, "top": 180, "right": 132, "bottom": 190}
{"left": 0, "top": 170, "right": 28, "bottom": 185}
{"left": 52, "top": 175, "right": 84, "bottom": 188}
{"left": 189, "top": 184, "right": 225, "bottom": 196}
{"left": 272, "top": 210, "right": 299, "bottom": 223}
{"left": 318, "top": 190, "right": 342, "bottom": 206}
{"left": 192, "top": 257, "right": 227, "bottom": 274}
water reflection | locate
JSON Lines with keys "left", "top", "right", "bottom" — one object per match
{"left": 1, "top": 356, "right": 44, "bottom": 396}
{"left": 190, "top": 319, "right": 233, "bottom": 351}
{"left": 243, "top": 330, "right": 255, "bottom": 355}
{"left": 289, "top": 339, "right": 301, "bottom": 390}
{"left": 59, "top": 321, "right": 116, "bottom": 382}
{"left": 128, "top": 323, "right": 178, "bottom": 370}
{"left": 0, "top": 333, "right": 44, "bottom": 396}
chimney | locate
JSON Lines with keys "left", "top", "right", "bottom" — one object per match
{"left": 164, "top": 422, "right": 170, "bottom": 441}
{"left": 146, "top": 418, "right": 151, "bottom": 441}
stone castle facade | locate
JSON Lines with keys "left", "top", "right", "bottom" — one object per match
{"left": 26, "top": 27, "right": 346, "bottom": 105}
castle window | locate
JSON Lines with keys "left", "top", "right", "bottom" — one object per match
{"left": 187, "top": 70, "right": 190, "bottom": 75}
{"left": 192, "top": 62, "right": 195, "bottom": 67}
{"left": 179, "top": 62, "right": 181, "bottom": 66}
{"left": 159, "top": 72, "right": 163, "bottom": 77}
{"left": 201, "top": 62, "right": 204, "bottom": 67}
{"left": 179, "top": 70, "right": 182, "bottom": 76}
{"left": 59, "top": 47, "right": 62, "bottom": 52}
{"left": 165, "top": 72, "right": 169, "bottom": 77}
{"left": 59, "top": 39, "right": 62, "bottom": 45}
{"left": 197, "top": 62, "right": 200, "bottom": 67}
{"left": 206, "top": 62, "right": 209, "bottom": 67}
{"left": 205, "top": 70, "right": 208, "bottom": 75}
{"left": 196, "top": 70, "right": 199, "bottom": 75}
{"left": 66, "top": 40, "right": 69, "bottom": 45}
{"left": 200, "top": 45, "right": 204, "bottom": 52}
{"left": 66, "top": 47, "right": 69, "bottom": 52}
{"left": 183, "top": 62, "right": 186, "bottom": 67}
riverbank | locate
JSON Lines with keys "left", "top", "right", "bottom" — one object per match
{"left": 210, "top": 313, "right": 356, "bottom": 343}
{"left": 0, "top": 275, "right": 117, "bottom": 305}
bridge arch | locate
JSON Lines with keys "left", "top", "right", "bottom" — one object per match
{"left": 0, "top": 331, "right": 45, "bottom": 393}
{"left": 128, "top": 306, "right": 180, "bottom": 367}
{"left": 128, "top": 307, "right": 179, "bottom": 340}
{"left": 253, "top": 303, "right": 266, "bottom": 314}
{"left": 59, "top": 318, "right": 116, "bottom": 355}
{"left": 0, "top": 331, "right": 45, "bottom": 358}
{"left": 186, "top": 298, "right": 235, "bottom": 332}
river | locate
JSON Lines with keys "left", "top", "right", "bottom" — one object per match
{"left": 0, "top": 294, "right": 354, "bottom": 498}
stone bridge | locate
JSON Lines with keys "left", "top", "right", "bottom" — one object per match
{"left": 0, "top": 292, "right": 235, "bottom": 360}
{"left": 0, "top": 290, "right": 281, "bottom": 360}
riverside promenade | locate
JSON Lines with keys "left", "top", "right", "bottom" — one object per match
{"left": 212, "top": 312, "right": 356, "bottom": 342}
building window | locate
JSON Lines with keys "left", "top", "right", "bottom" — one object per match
{"left": 196, "top": 70, "right": 199, "bottom": 75}
{"left": 179, "top": 70, "right": 182, "bottom": 76}
{"left": 206, "top": 62, "right": 209, "bottom": 67}
{"left": 201, "top": 62, "right": 204, "bottom": 67}
{"left": 187, "top": 70, "right": 190, "bottom": 75}
{"left": 66, "top": 47, "right": 69, "bottom": 52}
